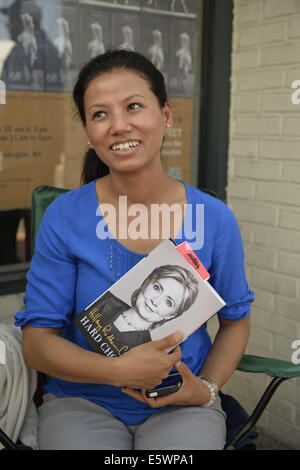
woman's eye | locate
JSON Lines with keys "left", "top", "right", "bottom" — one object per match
{"left": 165, "top": 299, "right": 173, "bottom": 308}
{"left": 128, "top": 103, "right": 141, "bottom": 111}
{"left": 153, "top": 283, "right": 160, "bottom": 291}
{"left": 93, "top": 110, "right": 107, "bottom": 119}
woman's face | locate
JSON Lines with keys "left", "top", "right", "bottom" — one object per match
{"left": 83, "top": 68, "right": 172, "bottom": 175}
{"left": 135, "top": 277, "right": 185, "bottom": 324}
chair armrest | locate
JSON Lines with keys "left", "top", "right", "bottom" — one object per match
{"left": 225, "top": 354, "right": 300, "bottom": 449}
{"left": 31, "top": 185, "right": 69, "bottom": 253}
{"left": 237, "top": 354, "right": 300, "bottom": 379}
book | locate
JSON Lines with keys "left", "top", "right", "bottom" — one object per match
{"left": 74, "top": 239, "right": 225, "bottom": 357}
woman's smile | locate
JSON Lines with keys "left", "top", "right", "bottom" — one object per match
{"left": 110, "top": 140, "right": 141, "bottom": 152}
{"left": 110, "top": 140, "right": 142, "bottom": 158}
{"left": 144, "top": 299, "right": 154, "bottom": 313}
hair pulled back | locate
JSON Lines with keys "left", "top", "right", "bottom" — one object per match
{"left": 72, "top": 49, "right": 168, "bottom": 185}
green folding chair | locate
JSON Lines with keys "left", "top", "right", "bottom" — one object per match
{"left": 26, "top": 185, "right": 300, "bottom": 450}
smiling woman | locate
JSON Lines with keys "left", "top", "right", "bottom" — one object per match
{"left": 72, "top": 50, "right": 172, "bottom": 190}
{"left": 81, "top": 68, "right": 172, "bottom": 178}
{"left": 15, "top": 49, "right": 254, "bottom": 450}
{"left": 115, "top": 264, "right": 199, "bottom": 333}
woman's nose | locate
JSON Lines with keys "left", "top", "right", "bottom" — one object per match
{"left": 110, "top": 112, "right": 132, "bottom": 134}
{"left": 150, "top": 294, "right": 161, "bottom": 307}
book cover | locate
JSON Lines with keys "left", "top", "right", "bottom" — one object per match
{"left": 74, "top": 239, "right": 225, "bottom": 357}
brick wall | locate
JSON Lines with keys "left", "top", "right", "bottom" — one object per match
{"left": 223, "top": 0, "right": 300, "bottom": 449}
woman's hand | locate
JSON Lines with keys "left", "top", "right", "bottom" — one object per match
{"left": 121, "top": 360, "right": 211, "bottom": 408}
{"left": 110, "top": 332, "right": 182, "bottom": 390}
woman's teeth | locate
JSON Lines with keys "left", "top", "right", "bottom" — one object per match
{"left": 111, "top": 141, "right": 140, "bottom": 151}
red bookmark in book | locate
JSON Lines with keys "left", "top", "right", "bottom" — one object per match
{"left": 176, "top": 241, "right": 210, "bottom": 281}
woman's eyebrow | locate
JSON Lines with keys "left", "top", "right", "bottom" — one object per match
{"left": 88, "top": 94, "right": 146, "bottom": 111}
{"left": 88, "top": 102, "right": 107, "bottom": 111}
{"left": 124, "top": 93, "right": 146, "bottom": 102}
{"left": 157, "top": 281, "right": 176, "bottom": 302}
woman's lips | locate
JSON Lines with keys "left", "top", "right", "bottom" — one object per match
{"left": 144, "top": 300, "right": 154, "bottom": 313}
{"left": 111, "top": 140, "right": 141, "bottom": 152}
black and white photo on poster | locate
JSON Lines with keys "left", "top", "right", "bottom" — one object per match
{"left": 147, "top": 29, "right": 164, "bottom": 71}
{"left": 115, "top": 0, "right": 141, "bottom": 8}
{"left": 111, "top": 10, "right": 140, "bottom": 52}
{"left": 78, "top": 4, "right": 111, "bottom": 66}
{"left": 88, "top": 21, "right": 106, "bottom": 57}
{"left": 168, "top": 16, "right": 195, "bottom": 97}
{"left": 48, "top": 0, "right": 80, "bottom": 92}
{"left": 79, "top": 0, "right": 141, "bottom": 10}
{"left": 0, "top": 0, "right": 63, "bottom": 91}
{"left": 0, "top": 0, "right": 197, "bottom": 95}
{"left": 140, "top": 11, "right": 171, "bottom": 83}
{"left": 143, "top": 0, "right": 196, "bottom": 15}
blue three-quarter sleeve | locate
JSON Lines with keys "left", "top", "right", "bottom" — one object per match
{"left": 209, "top": 201, "right": 254, "bottom": 321}
{"left": 15, "top": 196, "right": 77, "bottom": 329}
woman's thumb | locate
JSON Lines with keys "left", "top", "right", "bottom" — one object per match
{"left": 155, "top": 331, "right": 182, "bottom": 350}
{"left": 174, "top": 360, "right": 190, "bottom": 377}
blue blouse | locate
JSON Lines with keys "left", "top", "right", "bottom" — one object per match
{"left": 15, "top": 179, "right": 254, "bottom": 425}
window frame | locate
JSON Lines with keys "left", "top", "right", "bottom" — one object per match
{"left": 0, "top": 261, "right": 29, "bottom": 296}
{"left": 197, "top": 0, "right": 233, "bottom": 202}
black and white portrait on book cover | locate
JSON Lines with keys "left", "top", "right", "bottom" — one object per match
{"left": 74, "top": 240, "right": 225, "bottom": 358}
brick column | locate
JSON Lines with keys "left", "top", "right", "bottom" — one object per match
{"left": 224, "top": 0, "right": 300, "bottom": 449}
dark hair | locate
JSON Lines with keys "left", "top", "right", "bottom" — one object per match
{"left": 72, "top": 49, "right": 168, "bottom": 185}
{"left": 131, "top": 264, "right": 199, "bottom": 330}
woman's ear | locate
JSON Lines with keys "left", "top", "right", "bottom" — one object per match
{"left": 163, "top": 102, "right": 173, "bottom": 135}
{"left": 82, "top": 123, "right": 93, "bottom": 149}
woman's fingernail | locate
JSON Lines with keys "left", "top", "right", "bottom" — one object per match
{"left": 174, "top": 331, "right": 182, "bottom": 341}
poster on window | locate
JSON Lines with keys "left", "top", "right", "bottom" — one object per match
{"left": 0, "top": 0, "right": 197, "bottom": 209}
